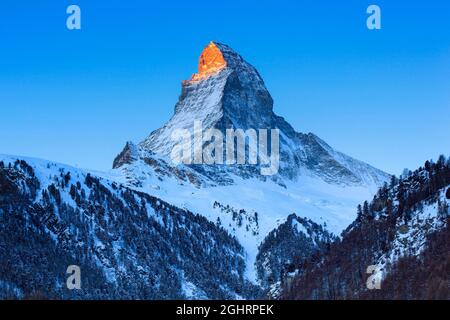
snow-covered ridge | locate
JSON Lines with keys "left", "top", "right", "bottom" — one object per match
{"left": 0, "top": 154, "right": 259, "bottom": 299}
{"left": 279, "top": 157, "right": 450, "bottom": 299}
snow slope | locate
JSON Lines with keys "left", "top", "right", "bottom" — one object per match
{"left": 112, "top": 156, "right": 383, "bottom": 282}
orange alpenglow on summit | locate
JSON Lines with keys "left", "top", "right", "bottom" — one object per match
{"left": 190, "top": 42, "right": 227, "bottom": 81}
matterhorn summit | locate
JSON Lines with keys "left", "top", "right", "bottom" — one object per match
{"left": 114, "top": 41, "right": 388, "bottom": 188}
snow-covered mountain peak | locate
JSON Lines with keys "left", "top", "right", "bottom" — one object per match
{"left": 115, "top": 41, "right": 388, "bottom": 189}
{"left": 137, "top": 41, "right": 274, "bottom": 159}
{"left": 185, "top": 42, "right": 269, "bottom": 93}
{"left": 186, "top": 42, "right": 227, "bottom": 82}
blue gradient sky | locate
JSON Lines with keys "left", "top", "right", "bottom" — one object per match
{"left": 0, "top": 0, "right": 449, "bottom": 175}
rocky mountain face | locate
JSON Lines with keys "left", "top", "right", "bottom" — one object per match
{"left": 0, "top": 156, "right": 260, "bottom": 299}
{"left": 114, "top": 42, "right": 389, "bottom": 188}
{"left": 280, "top": 156, "right": 450, "bottom": 300}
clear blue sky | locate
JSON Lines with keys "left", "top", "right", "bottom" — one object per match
{"left": 0, "top": 0, "right": 449, "bottom": 175}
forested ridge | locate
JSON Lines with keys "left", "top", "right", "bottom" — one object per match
{"left": 282, "top": 156, "right": 450, "bottom": 299}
